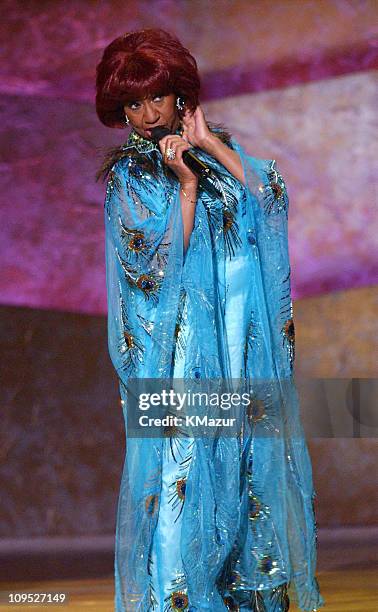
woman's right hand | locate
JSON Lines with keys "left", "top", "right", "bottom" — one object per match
{"left": 158, "top": 134, "right": 198, "bottom": 186}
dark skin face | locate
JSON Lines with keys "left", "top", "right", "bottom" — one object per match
{"left": 123, "top": 93, "right": 180, "bottom": 140}
{"left": 123, "top": 93, "right": 198, "bottom": 184}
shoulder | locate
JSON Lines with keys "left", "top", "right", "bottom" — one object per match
{"left": 229, "top": 142, "right": 289, "bottom": 214}
{"left": 231, "top": 140, "right": 285, "bottom": 179}
{"left": 104, "top": 146, "right": 175, "bottom": 218}
{"left": 107, "top": 148, "right": 161, "bottom": 187}
{"left": 98, "top": 140, "right": 161, "bottom": 185}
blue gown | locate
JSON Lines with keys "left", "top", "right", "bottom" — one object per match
{"left": 103, "top": 127, "right": 324, "bottom": 611}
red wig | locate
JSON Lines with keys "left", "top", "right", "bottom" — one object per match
{"left": 95, "top": 29, "right": 201, "bottom": 129}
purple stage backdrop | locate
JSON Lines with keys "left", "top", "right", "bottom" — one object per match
{"left": 0, "top": 0, "right": 377, "bottom": 314}
{"left": 0, "top": 0, "right": 377, "bottom": 566}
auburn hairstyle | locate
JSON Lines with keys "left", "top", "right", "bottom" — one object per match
{"left": 95, "top": 28, "right": 201, "bottom": 129}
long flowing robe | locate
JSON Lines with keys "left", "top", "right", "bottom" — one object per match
{"left": 103, "top": 128, "right": 324, "bottom": 611}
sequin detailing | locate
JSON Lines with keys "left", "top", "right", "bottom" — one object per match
{"left": 243, "top": 309, "right": 262, "bottom": 377}
{"left": 118, "top": 290, "right": 144, "bottom": 373}
{"left": 247, "top": 458, "right": 271, "bottom": 525}
{"left": 168, "top": 590, "right": 189, "bottom": 610}
{"left": 167, "top": 438, "right": 193, "bottom": 523}
{"left": 223, "top": 595, "right": 240, "bottom": 610}
{"left": 173, "top": 288, "right": 187, "bottom": 361}
{"left": 160, "top": 572, "right": 189, "bottom": 612}
{"left": 124, "top": 129, "right": 159, "bottom": 154}
{"left": 191, "top": 366, "right": 201, "bottom": 379}
{"left": 136, "top": 273, "right": 160, "bottom": 297}
{"left": 224, "top": 582, "right": 290, "bottom": 612}
{"left": 269, "top": 583, "right": 290, "bottom": 611}
{"left": 223, "top": 209, "right": 235, "bottom": 231}
{"left": 104, "top": 168, "right": 117, "bottom": 218}
{"left": 228, "top": 569, "right": 242, "bottom": 591}
{"left": 258, "top": 555, "right": 277, "bottom": 574}
{"left": 199, "top": 162, "right": 243, "bottom": 260}
{"left": 247, "top": 397, "right": 266, "bottom": 424}
{"left": 119, "top": 221, "right": 148, "bottom": 256}
{"left": 129, "top": 233, "right": 145, "bottom": 252}
{"left": 248, "top": 494, "right": 262, "bottom": 521}
{"left": 175, "top": 478, "right": 186, "bottom": 500}
{"left": 260, "top": 160, "right": 289, "bottom": 215}
{"left": 118, "top": 221, "right": 151, "bottom": 261}
{"left": 249, "top": 591, "right": 265, "bottom": 611}
{"left": 137, "top": 313, "right": 154, "bottom": 335}
{"left": 223, "top": 207, "right": 242, "bottom": 258}
{"left": 145, "top": 494, "right": 159, "bottom": 516}
{"left": 148, "top": 435, "right": 194, "bottom": 610}
{"left": 247, "top": 229, "right": 256, "bottom": 245}
{"left": 279, "top": 268, "right": 296, "bottom": 371}
{"left": 116, "top": 249, "right": 162, "bottom": 302}
{"left": 282, "top": 317, "right": 295, "bottom": 366}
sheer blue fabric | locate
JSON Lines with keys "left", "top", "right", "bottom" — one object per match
{"left": 103, "top": 129, "right": 324, "bottom": 611}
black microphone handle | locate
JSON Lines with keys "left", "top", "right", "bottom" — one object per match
{"left": 150, "top": 126, "right": 171, "bottom": 141}
{"left": 181, "top": 150, "right": 223, "bottom": 199}
{"left": 182, "top": 149, "right": 213, "bottom": 179}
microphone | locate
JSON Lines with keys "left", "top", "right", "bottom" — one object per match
{"left": 150, "top": 126, "right": 222, "bottom": 199}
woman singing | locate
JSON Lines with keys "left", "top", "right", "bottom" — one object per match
{"left": 95, "top": 29, "right": 324, "bottom": 612}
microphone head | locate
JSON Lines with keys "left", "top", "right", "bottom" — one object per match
{"left": 150, "top": 126, "right": 171, "bottom": 143}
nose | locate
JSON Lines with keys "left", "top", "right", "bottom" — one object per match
{"left": 143, "top": 101, "right": 160, "bottom": 125}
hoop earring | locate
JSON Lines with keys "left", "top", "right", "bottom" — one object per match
{"left": 176, "top": 97, "right": 185, "bottom": 111}
{"left": 124, "top": 114, "right": 130, "bottom": 126}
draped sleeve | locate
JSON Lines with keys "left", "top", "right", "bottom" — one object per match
{"left": 230, "top": 143, "right": 323, "bottom": 611}
{"left": 231, "top": 141, "right": 295, "bottom": 379}
{"left": 104, "top": 152, "right": 184, "bottom": 388}
{"left": 103, "top": 151, "right": 186, "bottom": 608}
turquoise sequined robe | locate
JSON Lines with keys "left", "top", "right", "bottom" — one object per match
{"left": 103, "top": 128, "right": 324, "bottom": 611}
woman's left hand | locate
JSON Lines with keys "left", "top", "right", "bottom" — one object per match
{"left": 182, "top": 106, "right": 214, "bottom": 150}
